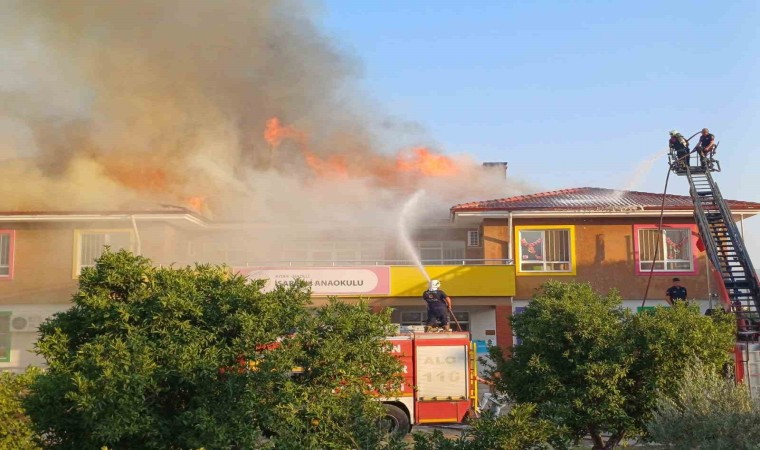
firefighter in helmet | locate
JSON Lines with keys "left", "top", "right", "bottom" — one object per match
{"left": 422, "top": 280, "right": 452, "bottom": 332}
{"left": 669, "top": 130, "right": 690, "bottom": 169}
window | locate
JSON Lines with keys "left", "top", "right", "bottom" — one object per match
{"left": 516, "top": 226, "right": 576, "bottom": 275}
{"left": 418, "top": 241, "right": 466, "bottom": 264}
{"left": 635, "top": 225, "right": 696, "bottom": 274}
{"left": 399, "top": 310, "right": 470, "bottom": 332}
{"left": 75, "top": 230, "right": 134, "bottom": 275}
{"left": 467, "top": 230, "right": 480, "bottom": 247}
{"left": 0, "top": 312, "right": 10, "bottom": 362}
{"left": 0, "top": 231, "right": 14, "bottom": 279}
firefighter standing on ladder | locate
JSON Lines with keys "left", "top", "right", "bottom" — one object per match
{"left": 668, "top": 130, "right": 690, "bottom": 169}
{"left": 423, "top": 280, "right": 452, "bottom": 332}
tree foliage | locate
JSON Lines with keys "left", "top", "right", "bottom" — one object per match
{"left": 411, "top": 404, "right": 554, "bottom": 450}
{"left": 648, "top": 360, "right": 760, "bottom": 450}
{"left": 490, "top": 281, "right": 735, "bottom": 450}
{"left": 0, "top": 368, "right": 41, "bottom": 450}
{"left": 24, "top": 249, "right": 403, "bottom": 449}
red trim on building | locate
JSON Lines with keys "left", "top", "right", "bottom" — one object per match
{"left": 494, "top": 305, "right": 512, "bottom": 356}
{"left": 632, "top": 224, "right": 699, "bottom": 277}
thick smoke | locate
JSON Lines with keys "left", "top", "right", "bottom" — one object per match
{"left": 0, "top": 0, "right": 528, "bottom": 236}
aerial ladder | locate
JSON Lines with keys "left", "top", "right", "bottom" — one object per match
{"left": 669, "top": 144, "right": 760, "bottom": 391}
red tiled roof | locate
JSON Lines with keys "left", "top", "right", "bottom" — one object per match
{"left": 452, "top": 187, "right": 760, "bottom": 213}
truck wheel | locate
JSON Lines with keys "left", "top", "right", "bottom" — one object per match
{"left": 381, "top": 403, "right": 411, "bottom": 435}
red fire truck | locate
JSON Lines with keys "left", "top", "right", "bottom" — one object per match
{"left": 379, "top": 331, "right": 479, "bottom": 433}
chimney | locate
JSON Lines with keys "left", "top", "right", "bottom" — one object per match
{"left": 482, "top": 162, "right": 508, "bottom": 179}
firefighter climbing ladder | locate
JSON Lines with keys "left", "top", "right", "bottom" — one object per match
{"left": 679, "top": 164, "right": 760, "bottom": 316}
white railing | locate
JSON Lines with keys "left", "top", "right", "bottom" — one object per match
{"left": 240, "top": 259, "right": 515, "bottom": 267}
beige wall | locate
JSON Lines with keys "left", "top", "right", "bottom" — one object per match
{"left": 0, "top": 220, "right": 187, "bottom": 306}
{"left": 1, "top": 223, "right": 79, "bottom": 305}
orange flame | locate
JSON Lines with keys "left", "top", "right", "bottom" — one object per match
{"left": 102, "top": 162, "right": 171, "bottom": 193}
{"left": 185, "top": 196, "right": 207, "bottom": 213}
{"left": 303, "top": 150, "right": 349, "bottom": 179}
{"left": 264, "top": 117, "right": 306, "bottom": 148}
{"left": 263, "top": 118, "right": 459, "bottom": 182}
{"left": 396, "top": 147, "right": 459, "bottom": 177}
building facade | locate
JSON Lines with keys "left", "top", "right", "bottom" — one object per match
{"left": 2, "top": 187, "right": 759, "bottom": 372}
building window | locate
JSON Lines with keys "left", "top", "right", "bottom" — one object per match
{"left": 0, "top": 312, "right": 10, "bottom": 362}
{"left": 635, "top": 225, "right": 696, "bottom": 275}
{"left": 399, "top": 310, "right": 470, "bottom": 332}
{"left": 74, "top": 230, "right": 134, "bottom": 275}
{"left": 0, "top": 231, "right": 14, "bottom": 279}
{"left": 467, "top": 230, "right": 480, "bottom": 247}
{"left": 418, "top": 241, "right": 466, "bottom": 265}
{"left": 515, "top": 226, "right": 576, "bottom": 275}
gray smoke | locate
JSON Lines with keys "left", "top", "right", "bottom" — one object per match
{"left": 0, "top": 0, "right": 530, "bottom": 252}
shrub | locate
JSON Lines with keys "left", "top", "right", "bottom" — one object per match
{"left": 24, "top": 250, "right": 402, "bottom": 449}
{"left": 647, "top": 360, "right": 760, "bottom": 450}
{"left": 412, "top": 403, "right": 554, "bottom": 450}
{"left": 490, "top": 281, "right": 735, "bottom": 449}
{"left": 0, "top": 367, "right": 41, "bottom": 450}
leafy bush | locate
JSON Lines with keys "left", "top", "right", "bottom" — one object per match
{"left": 648, "top": 360, "right": 760, "bottom": 450}
{"left": 490, "top": 281, "right": 735, "bottom": 449}
{"left": 0, "top": 367, "right": 41, "bottom": 450}
{"left": 412, "top": 403, "right": 554, "bottom": 450}
{"left": 24, "top": 249, "right": 403, "bottom": 449}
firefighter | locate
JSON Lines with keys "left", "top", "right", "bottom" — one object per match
{"left": 694, "top": 128, "right": 716, "bottom": 168}
{"left": 665, "top": 277, "right": 687, "bottom": 305}
{"left": 423, "top": 279, "right": 452, "bottom": 332}
{"left": 668, "top": 130, "right": 690, "bottom": 169}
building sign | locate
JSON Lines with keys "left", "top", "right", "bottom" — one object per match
{"left": 238, "top": 267, "right": 390, "bottom": 295}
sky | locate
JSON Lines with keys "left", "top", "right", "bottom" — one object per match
{"left": 318, "top": 0, "right": 760, "bottom": 259}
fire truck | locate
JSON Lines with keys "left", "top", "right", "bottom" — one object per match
{"left": 244, "top": 329, "right": 479, "bottom": 434}
{"left": 379, "top": 331, "right": 479, "bottom": 433}
{"left": 669, "top": 144, "right": 760, "bottom": 395}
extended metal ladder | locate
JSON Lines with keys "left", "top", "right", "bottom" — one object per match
{"left": 681, "top": 164, "right": 760, "bottom": 316}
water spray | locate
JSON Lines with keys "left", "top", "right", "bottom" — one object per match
{"left": 398, "top": 190, "right": 431, "bottom": 283}
{"left": 618, "top": 147, "right": 669, "bottom": 194}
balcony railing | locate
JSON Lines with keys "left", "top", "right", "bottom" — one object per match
{"left": 240, "top": 258, "right": 514, "bottom": 267}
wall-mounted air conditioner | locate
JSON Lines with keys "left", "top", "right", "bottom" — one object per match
{"left": 10, "top": 314, "right": 44, "bottom": 333}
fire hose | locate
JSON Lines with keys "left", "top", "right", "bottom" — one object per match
{"left": 448, "top": 305, "right": 463, "bottom": 332}
{"left": 641, "top": 130, "right": 703, "bottom": 307}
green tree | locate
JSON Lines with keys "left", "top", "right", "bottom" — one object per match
{"left": 490, "top": 281, "right": 735, "bottom": 450}
{"left": 24, "top": 249, "right": 403, "bottom": 449}
{"left": 411, "top": 404, "right": 554, "bottom": 450}
{"left": 648, "top": 359, "right": 760, "bottom": 450}
{"left": 0, "top": 368, "right": 41, "bottom": 450}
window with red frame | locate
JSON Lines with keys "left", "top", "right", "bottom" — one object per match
{"left": 637, "top": 227, "right": 693, "bottom": 272}
{"left": 0, "top": 231, "right": 13, "bottom": 278}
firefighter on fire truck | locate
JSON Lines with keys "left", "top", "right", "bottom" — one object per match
{"left": 422, "top": 279, "right": 452, "bottom": 332}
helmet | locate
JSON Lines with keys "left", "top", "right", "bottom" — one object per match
{"left": 430, "top": 280, "right": 441, "bottom": 290}
{"left": 702, "top": 128, "right": 709, "bottom": 133}
{"left": 669, "top": 130, "right": 678, "bottom": 136}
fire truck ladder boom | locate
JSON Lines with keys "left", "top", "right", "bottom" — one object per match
{"left": 683, "top": 164, "right": 760, "bottom": 315}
